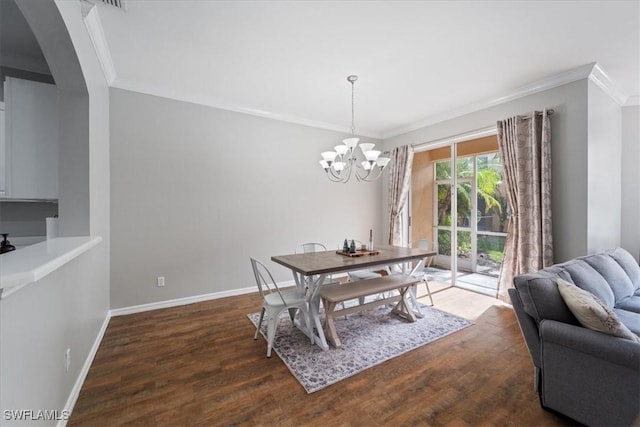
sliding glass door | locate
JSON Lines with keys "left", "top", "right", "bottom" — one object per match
{"left": 411, "top": 134, "right": 506, "bottom": 297}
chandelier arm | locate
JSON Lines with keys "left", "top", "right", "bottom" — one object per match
{"left": 327, "top": 160, "right": 354, "bottom": 183}
{"left": 362, "top": 165, "right": 386, "bottom": 182}
{"left": 326, "top": 169, "right": 345, "bottom": 183}
{"left": 354, "top": 164, "right": 372, "bottom": 182}
{"left": 354, "top": 162, "right": 387, "bottom": 182}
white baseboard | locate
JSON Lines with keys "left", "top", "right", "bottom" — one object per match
{"left": 58, "top": 311, "right": 111, "bottom": 427}
{"left": 110, "top": 281, "right": 295, "bottom": 317}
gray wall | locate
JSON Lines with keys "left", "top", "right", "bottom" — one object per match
{"left": 0, "top": 0, "right": 110, "bottom": 423}
{"left": 382, "top": 80, "right": 589, "bottom": 263}
{"left": 110, "top": 88, "right": 383, "bottom": 309}
{"left": 621, "top": 106, "right": 640, "bottom": 260}
{"left": 587, "top": 80, "right": 622, "bottom": 253}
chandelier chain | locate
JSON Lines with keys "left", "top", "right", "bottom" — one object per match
{"left": 351, "top": 78, "right": 355, "bottom": 135}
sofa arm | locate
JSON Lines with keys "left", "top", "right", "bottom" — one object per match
{"left": 542, "top": 319, "right": 640, "bottom": 369}
{"left": 540, "top": 319, "right": 640, "bottom": 426}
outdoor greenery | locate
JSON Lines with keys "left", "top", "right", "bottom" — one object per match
{"left": 435, "top": 154, "right": 507, "bottom": 265}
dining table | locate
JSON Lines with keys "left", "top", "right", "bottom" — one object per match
{"left": 271, "top": 245, "right": 436, "bottom": 350}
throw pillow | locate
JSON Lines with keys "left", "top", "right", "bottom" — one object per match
{"left": 556, "top": 278, "right": 640, "bottom": 343}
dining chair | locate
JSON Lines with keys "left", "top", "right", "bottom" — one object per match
{"left": 296, "top": 242, "right": 332, "bottom": 291}
{"left": 250, "top": 257, "right": 312, "bottom": 358}
{"left": 297, "top": 242, "right": 347, "bottom": 317}
{"left": 296, "top": 242, "right": 327, "bottom": 254}
{"left": 408, "top": 239, "right": 435, "bottom": 306}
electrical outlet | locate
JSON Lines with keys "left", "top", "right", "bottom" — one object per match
{"left": 156, "top": 276, "right": 165, "bottom": 287}
{"left": 65, "top": 348, "right": 71, "bottom": 372}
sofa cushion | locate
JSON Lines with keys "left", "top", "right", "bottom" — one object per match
{"left": 614, "top": 308, "right": 640, "bottom": 336}
{"left": 609, "top": 247, "right": 640, "bottom": 290}
{"left": 615, "top": 295, "right": 640, "bottom": 314}
{"left": 583, "top": 253, "right": 636, "bottom": 302}
{"left": 563, "top": 261, "right": 615, "bottom": 307}
{"left": 514, "top": 271, "right": 579, "bottom": 326}
{"left": 557, "top": 279, "right": 640, "bottom": 342}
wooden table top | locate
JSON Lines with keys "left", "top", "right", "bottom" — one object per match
{"left": 271, "top": 245, "right": 436, "bottom": 276}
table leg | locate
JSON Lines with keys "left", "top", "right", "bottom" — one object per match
{"left": 292, "top": 272, "right": 329, "bottom": 351}
{"left": 321, "top": 298, "right": 341, "bottom": 348}
{"left": 409, "top": 284, "right": 425, "bottom": 318}
{"left": 308, "top": 275, "right": 329, "bottom": 350}
{"left": 391, "top": 286, "right": 418, "bottom": 322}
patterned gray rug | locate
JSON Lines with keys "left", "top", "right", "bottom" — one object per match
{"left": 247, "top": 304, "right": 472, "bottom": 393}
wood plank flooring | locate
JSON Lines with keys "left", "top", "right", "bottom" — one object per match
{"left": 68, "top": 288, "right": 578, "bottom": 426}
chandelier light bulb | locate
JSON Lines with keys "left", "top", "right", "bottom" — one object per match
{"left": 359, "top": 143, "right": 375, "bottom": 154}
{"left": 334, "top": 145, "right": 349, "bottom": 156}
{"left": 321, "top": 151, "right": 338, "bottom": 164}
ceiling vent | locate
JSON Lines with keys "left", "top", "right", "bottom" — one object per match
{"left": 90, "top": 0, "right": 126, "bottom": 10}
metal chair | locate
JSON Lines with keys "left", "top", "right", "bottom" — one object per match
{"left": 297, "top": 242, "right": 327, "bottom": 254}
{"left": 297, "top": 242, "right": 347, "bottom": 317}
{"left": 408, "top": 239, "right": 435, "bottom": 306}
{"left": 296, "top": 243, "right": 333, "bottom": 291}
{"left": 250, "top": 257, "right": 312, "bottom": 358}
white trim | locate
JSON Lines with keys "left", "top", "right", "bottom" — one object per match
{"left": 413, "top": 125, "right": 498, "bottom": 152}
{"left": 58, "top": 311, "right": 111, "bottom": 427}
{"left": 110, "top": 79, "right": 382, "bottom": 139}
{"left": 383, "top": 63, "right": 597, "bottom": 139}
{"left": 104, "top": 62, "right": 636, "bottom": 139}
{"left": 82, "top": 3, "right": 117, "bottom": 85}
{"left": 588, "top": 63, "right": 627, "bottom": 106}
{"left": 110, "top": 280, "right": 294, "bottom": 316}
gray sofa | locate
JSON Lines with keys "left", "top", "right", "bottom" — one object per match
{"left": 509, "top": 247, "right": 640, "bottom": 426}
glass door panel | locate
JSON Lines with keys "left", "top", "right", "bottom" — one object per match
{"left": 413, "top": 142, "right": 504, "bottom": 298}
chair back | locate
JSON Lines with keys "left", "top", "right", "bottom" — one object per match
{"left": 250, "top": 257, "right": 285, "bottom": 303}
{"left": 417, "top": 239, "right": 432, "bottom": 251}
{"left": 297, "top": 242, "right": 327, "bottom": 254}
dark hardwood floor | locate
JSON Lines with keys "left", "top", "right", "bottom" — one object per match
{"left": 69, "top": 289, "right": 577, "bottom": 426}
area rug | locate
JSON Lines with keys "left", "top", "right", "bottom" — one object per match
{"left": 247, "top": 304, "right": 472, "bottom": 393}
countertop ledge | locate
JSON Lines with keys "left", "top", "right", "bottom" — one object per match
{"left": 0, "top": 236, "right": 103, "bottom": 299}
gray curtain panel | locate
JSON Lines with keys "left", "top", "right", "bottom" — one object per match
{"left": 387, "top": 145, "right": 414, "bottom": 246}
{"left": 496, "top": 109, "right": 553, "bottom": 302}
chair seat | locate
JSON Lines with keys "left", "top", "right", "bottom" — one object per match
{"left": 264, "top": 289, "right": 306, "bottom": 307}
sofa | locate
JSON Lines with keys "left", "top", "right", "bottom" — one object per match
{"left": 509, "top": 247, "right": 640, "bottom": 426}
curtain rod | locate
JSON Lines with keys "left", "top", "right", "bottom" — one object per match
{"left": 517, "top": 109, "right": 554, "bottom": 119}
{"left": 410, "top": 109, "right": 554, "bottom": 152}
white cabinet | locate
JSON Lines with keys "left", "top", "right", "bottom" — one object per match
{"left": 1, "top": 77, "right": 58, "bottom": 200}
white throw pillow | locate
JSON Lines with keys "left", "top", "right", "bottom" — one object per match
{"left": 557, "top": 278, "right": 640, "bottom": 343}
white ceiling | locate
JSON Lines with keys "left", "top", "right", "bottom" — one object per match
{"left": 14, "top": 1, "right": 640, "bottom": 138}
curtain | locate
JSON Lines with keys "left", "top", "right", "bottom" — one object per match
{"left": 496, "top": 109, "right": 553, "bottom": 302}
{"left": 387, "top": 145, "right": 414, "bottom": 246}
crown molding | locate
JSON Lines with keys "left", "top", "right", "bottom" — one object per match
{"left": 588, "top": 63, "right": 628, "bottom": 106}
{"left": 383, "top": 62, "right": 637, "bottom": 139}
{"left": 382, "top": 63, "right": 597, "bottom": 139}
{"left": 107, "top": 60, "right": 635, "bottom": 139}
{"left": 624, "top": 95, "right": 640, "bottom": 106}
{"left": 81, "top": 1, "right": 117, "bottom": 85}
{"left": 110, "top": 78, "right": 383, "bottom": 139}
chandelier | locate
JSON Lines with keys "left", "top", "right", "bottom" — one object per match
{"left": 319, "top": 75, "right": 390, "bottom": 183}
